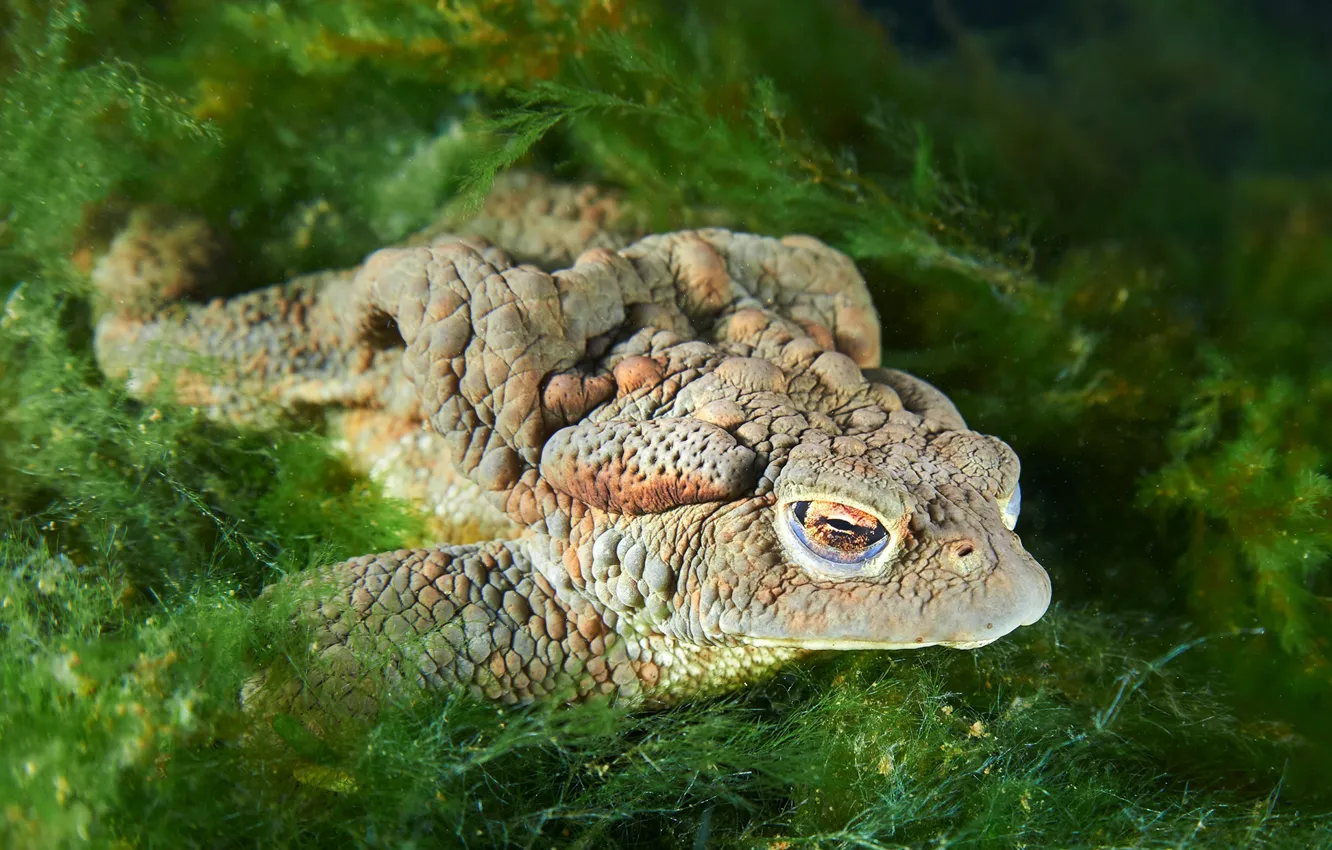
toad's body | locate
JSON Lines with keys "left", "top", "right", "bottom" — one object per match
{"left": 94, "top": 175, "right": 1050, "bottom": 712}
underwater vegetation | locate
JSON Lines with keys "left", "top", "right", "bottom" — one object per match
{"left": 2, "top": 0, "right": 1331, "bottom": 846}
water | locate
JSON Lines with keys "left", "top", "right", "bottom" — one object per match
{"left": 2, "top": 1, "right": 1330, "bottom": 845}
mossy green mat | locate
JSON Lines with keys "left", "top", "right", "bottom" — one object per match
{"left": 2, "top": 1, "right": 1330, "bottom": 846}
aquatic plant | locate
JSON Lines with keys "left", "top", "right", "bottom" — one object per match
{"left": 3, "top": 0, "right": 1332, "bottom": 845}
{"left": 0, "top": 1, "right": 214, "bottom": 281}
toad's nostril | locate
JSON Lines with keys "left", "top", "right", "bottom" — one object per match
{"left": 946, "top": 540, "right": 986, "bottom": 574}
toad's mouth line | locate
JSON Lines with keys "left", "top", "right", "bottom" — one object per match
{"left": 743, "top": 636, "right": 1001, "bottom": 651}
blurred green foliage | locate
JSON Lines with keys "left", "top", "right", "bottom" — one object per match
{"left": 0, "top": 1, "right": 214, "bottom": 281}
{"left": 3, "top": 0, "right": 1332, "bottom": 845}
{"left": 2, "top": 0, "right": 633, "bottom": 284}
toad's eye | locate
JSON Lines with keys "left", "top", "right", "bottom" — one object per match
{"left": 1000, "top": 482, "right": 1022, "bottom": 531}
{"left": 788, "top": 500, "right": 889, "bottom": 570}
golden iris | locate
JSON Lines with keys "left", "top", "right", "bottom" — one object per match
{"left": 789, "top": 500, "right": 889, "bottom": 567}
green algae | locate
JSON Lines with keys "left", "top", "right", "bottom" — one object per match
{"left": 0, "top": 2, "right": 214, "bottom": 284}
{"left": 3, "top": 0, "right": 1332, "bottom": 846}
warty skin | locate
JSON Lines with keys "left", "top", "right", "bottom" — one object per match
{"left": 93, "top": 183, "right": 1050, "bottom": 714}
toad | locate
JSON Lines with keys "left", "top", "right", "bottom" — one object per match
{"left": 93, "top": 173, "right": 1050, "bottom": 712}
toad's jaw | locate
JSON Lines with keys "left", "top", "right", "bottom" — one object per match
{"left": 743, "top": 635, "right": 1003, "bottom": 651}
{"left": 729, "top": 548, "right": 1052, "bottom": 652}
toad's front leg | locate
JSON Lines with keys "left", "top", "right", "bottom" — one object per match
{"left": 252, "top": 539, "right": 644, "bottom": 716}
